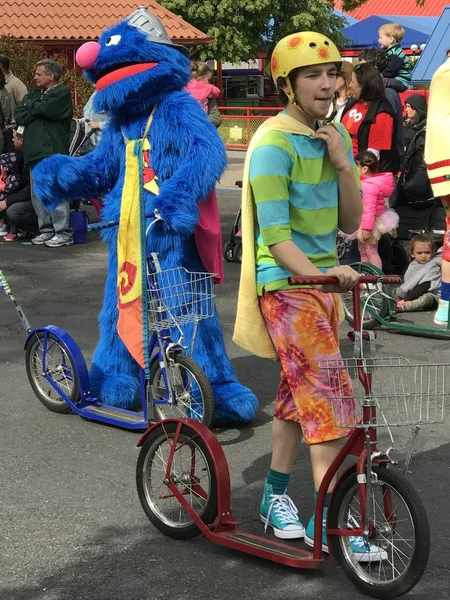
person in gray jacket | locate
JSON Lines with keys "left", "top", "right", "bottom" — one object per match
{"left": 395, "top": 233, "right": 442, "bottom": 311}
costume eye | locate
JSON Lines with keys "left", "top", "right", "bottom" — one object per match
{"left": 105, "top": 35, "right": 121, "bottom": 46}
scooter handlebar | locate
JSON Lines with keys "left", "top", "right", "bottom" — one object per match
{"left": 87, "top": 210, "right": 162, "bottom": 232}
{"left": 288, "top": 275, "right": 402, "bottom": 286}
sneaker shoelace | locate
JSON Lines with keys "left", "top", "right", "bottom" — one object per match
{"left": 347, "top": 513, "right": 381, "bottom": 553}
{"left": 264, "top": 493, "right": 300, "bottom": 533}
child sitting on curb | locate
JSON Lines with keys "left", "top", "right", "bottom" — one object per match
{"left": 395, "top": 233, "right": 442, "bottom": 312}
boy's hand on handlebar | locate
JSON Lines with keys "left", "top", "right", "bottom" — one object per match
{"left": 320, "top": 266, "right": 360, "bottom": 293}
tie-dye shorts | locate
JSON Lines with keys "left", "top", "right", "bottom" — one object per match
{"left": 259, "top": 288, "right": 357, "bottom": 445}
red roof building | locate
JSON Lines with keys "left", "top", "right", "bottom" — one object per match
{"left": 334, "top": 0, "right": 450, "bottom": 19}
{"left": 2, "top": 1, "right": 212, "bottom": 67}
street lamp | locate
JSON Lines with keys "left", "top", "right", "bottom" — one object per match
{"left": 410, "top": 43, "right": 424, "bottom": 67}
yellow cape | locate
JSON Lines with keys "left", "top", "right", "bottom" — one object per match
{"left": 233, "top": 113, "right": 345, "bottom": 360}
{"left": 425, "top": 59, "right": 450, "bottom": 197}
{"left": 233, "top": 113, "right": 316, "bottom": 360}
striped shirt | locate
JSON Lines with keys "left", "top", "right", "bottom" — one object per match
{"left": 249, "top": 120, "right": 360, "bottom": 294}
{"left": 386, "top": 43, "right": 412, "bottom": 88}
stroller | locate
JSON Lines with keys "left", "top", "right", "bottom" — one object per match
{"left": 68, "top": 119, "right": 98, "bottom": 242}
{"left": 223, "top": 180, "right": 242, "bottom": 264}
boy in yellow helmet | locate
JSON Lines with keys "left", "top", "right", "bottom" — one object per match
{"left": 234, "top": 32, "right": 386, "bottom": 562}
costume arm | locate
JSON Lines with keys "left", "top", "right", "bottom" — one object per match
{"left": 154, "top": 95, "right": 227, "bottom": 234}
{"left": 31, "top": 128, "right": 121, "bottom": 210}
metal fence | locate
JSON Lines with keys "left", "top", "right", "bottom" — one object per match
{"left": 218, "top": 106, "right": 282, "bottom": 149}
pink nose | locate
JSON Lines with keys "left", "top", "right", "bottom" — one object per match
{"left": 76, "top": 41, "right": 101, "bottom": 70}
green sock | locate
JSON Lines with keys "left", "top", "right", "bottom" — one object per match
{"left": 266, "top": 468, "right": 290, "bottom": 495}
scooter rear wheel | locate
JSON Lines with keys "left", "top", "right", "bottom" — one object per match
{"left": 25, "top": 331, "right": 79, "bottom": 414}
{"left": 136, "top": 421, "right": 218, "bottom": 539}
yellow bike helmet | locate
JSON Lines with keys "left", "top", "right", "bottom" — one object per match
{"left": 271, "top": 32, "right": 342, "bottom": 107}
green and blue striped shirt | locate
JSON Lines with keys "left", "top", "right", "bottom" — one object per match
{"left": 249, "top": 119, "right": 360, "bottom": 294}
{"left": 386, "top": 43, "right": 412, "bottom": 88}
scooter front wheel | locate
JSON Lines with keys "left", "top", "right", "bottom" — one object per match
{"left": 149, "top": 353, "right": 215, "bottom": 428}
{"left": 136, "top": 421, "right": 218, "bottom": 539}
{"left": 25, "top": 331, "right": 79, "bottom": 413}
{"left": 328, "top": 466, "right": 430, "bottom": 599}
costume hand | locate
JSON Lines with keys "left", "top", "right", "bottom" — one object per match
{"left": 320, "top": 265, "right": 360, "bottom": 293}
{"left": 155, "top": 195, "right": 200, "bottom": 236}
{"left": 0, "top": 200, "right": 7, "bottom": 212}
{"left": 32, "top": 157, "right": 67, "bottom": 208}
{"left": 313, "top": 124, "right": 351, "bottom": 172}
{"left": 361, "top": 230, "right": 372, "bottom": 242}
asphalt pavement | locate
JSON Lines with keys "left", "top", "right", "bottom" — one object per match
{"left": 1, "top": 189, "right": 450, "bottom": 600}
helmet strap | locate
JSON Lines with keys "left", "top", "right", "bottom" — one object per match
{"left": 285, "top": 75, "right": 319, "bottom": 124}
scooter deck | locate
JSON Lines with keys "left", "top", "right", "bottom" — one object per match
{"left": 80, "top": 404, "right": 147, "bottom": 429}
{"left": 211, "top": 529, "right": 322, "bottom": 569}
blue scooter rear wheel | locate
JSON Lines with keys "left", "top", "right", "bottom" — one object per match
{"left": 25, "top": 331, "right": 79, "bottom": 414}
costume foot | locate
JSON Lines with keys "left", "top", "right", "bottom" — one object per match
{"left": 89, "top": 364, "right": 140, "bottom": 409}
{"left": 212, "top": 382, "right": 258, "bottom": 425}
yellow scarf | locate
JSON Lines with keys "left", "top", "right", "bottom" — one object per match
{"left": 117, "top": 109, "right": 155, "bottom": 373}
{"left": 232, "top": 113, "right": 316, "bottom": 360}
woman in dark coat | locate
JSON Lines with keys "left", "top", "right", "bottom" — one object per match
{"left": 397, "top": 94, "right": 432, "bottom": 206}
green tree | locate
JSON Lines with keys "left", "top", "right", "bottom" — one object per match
{"left": 159, "top": 0, "right": 350, "bottom": 62}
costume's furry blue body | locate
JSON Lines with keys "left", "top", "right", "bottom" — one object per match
{"left": 32, "top": 15, "right": 257, "bottom": 424}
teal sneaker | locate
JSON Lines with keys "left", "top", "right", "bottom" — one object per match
{"left": 304, "top": 512, "right": 329, "bottom": 553}
{"left": 434, "top": 300, "right": 449, "bottom": 326}
{"left": 260, "top": 482, "right": 305, "bottom": 540}
{"left": 305, "top": 512, "right": 389, "bottom": 562}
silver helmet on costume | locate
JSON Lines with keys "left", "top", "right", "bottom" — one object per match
{"left": 126, "top": 6, "right": 189, "bottom": 56}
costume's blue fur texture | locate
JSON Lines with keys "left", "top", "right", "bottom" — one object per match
{"left": 32, "top": 17, "right": 257, "bottom": 424}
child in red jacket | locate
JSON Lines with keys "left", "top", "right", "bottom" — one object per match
{"left": 354, "top": 151, "right": 398, "bottom": 269}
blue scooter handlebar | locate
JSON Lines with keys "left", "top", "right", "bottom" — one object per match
{"left": 87, "top": 210, "right": 161, "bottom": 232}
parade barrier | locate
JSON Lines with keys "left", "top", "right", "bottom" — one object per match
{"left": 218, "top": 105, "right": 282, "bottom": 149}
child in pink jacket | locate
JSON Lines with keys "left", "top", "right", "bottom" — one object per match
{"left": 355, "top": 151, "right": 398, "bottom": 269}
{"left": 185, "top": 61, "right": 220, "bottom": 113}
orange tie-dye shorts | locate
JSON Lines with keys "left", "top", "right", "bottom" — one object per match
{"left": 259, "top": 288, "right": 357, "bottom": 445}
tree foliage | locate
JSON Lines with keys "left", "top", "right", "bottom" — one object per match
{"left": 159, "top": 0, "right": 352, "bottom": 62}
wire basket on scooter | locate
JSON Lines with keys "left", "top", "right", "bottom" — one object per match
{"left": 320, "top": 357, "right": 448, "bottom": 428}
{"left": 147, "top": 267, "right": 215, "bottom": 331}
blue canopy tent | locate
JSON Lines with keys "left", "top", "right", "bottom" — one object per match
{"left": 412, "top": 5, "right": 450, "bottom": 84}
{"left": 342, "top": 15, "right": 433, "bottom": 49}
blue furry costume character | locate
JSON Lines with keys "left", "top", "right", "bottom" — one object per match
{"left": 32, "top": 8, "right": 257, "bottom": 424}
